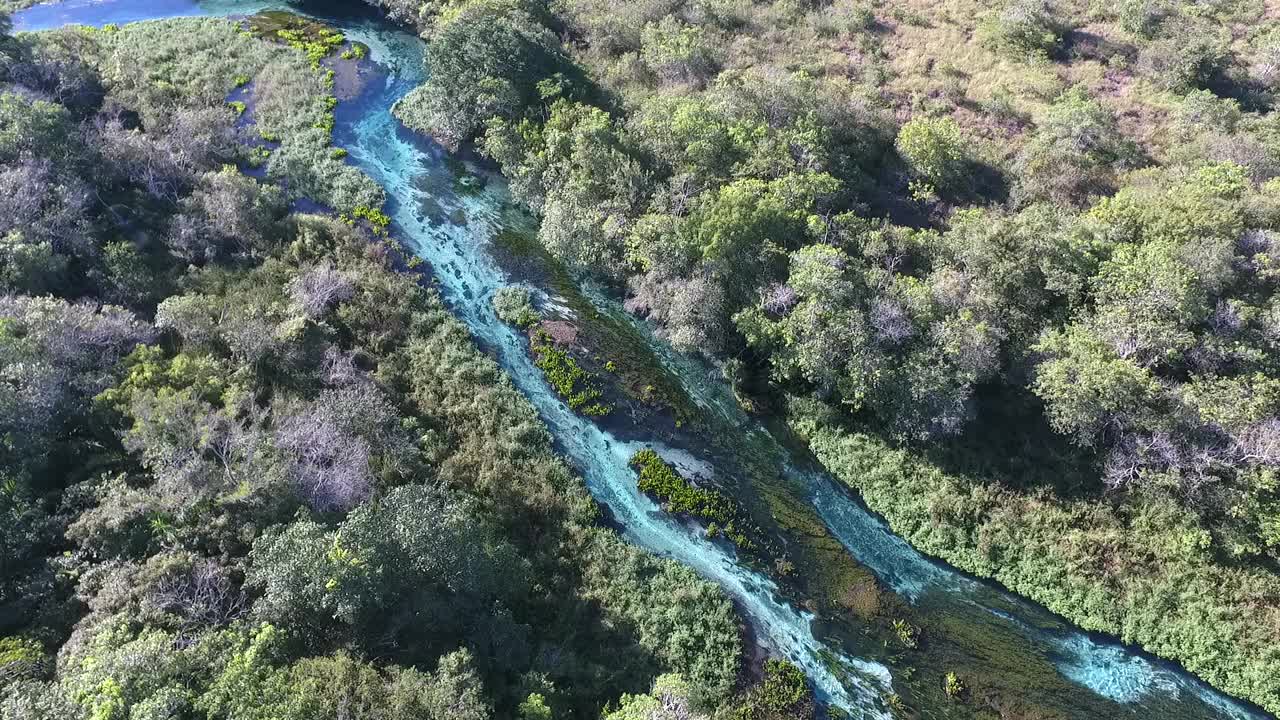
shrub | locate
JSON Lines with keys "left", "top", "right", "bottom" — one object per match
{"left": 812, "top": 1, "right": 877, "bottom": 38}
{"left": 1250, "top": 31, "right": 1280, "bottom": 90}
{"left": 1013, "top": 88, "right": 1138, "bottom": 204}
{"left": 1115, "top": 0, "right": 1168, "bottom": 38}
{"left": 895, "top": 116, "right": 969, "bottom": 193}
{"left": 892, "top": 618, "right": 919, "bottom": 648}
{"left": 639, "top": 16, "right": 720, "bottom": 86}
{"left": 1138, "top": 27, "right": 1231, "bottom": 93}
{"left": 1177, "top": 88, "right": 1241, "bottom": 132}
{"left": 492, "top": 285, "right": 540, "bottom": 327}
{"left": 0, "top": 231, "right": 67, "bottom": 295}
{"left": 981, "top": 0, "right": 1068, "bottom": 58}
{"left": 553, "top": 0, "right": 683, "bottom": 55}
{"left": 757, "top": 659, "right": 810, "bottom": 712}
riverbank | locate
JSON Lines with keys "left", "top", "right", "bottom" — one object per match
{"left": 371, "top": 0, "right": 1280, "bottom": 714}
{"left": 801, "top": 411, "right": 1280, "bottom": 717}
{"left": 0, "top": 8, "right": 754, "bottom": 718}
{"left": 478, "top": 181, "right": 1273, "bottom": 719}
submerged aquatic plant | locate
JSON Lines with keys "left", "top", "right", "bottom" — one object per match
{"left": 531, "top": 328, "right": 610, "bottom": 417}
{"left": 892, "top": 619, "right": 920, "bottom": 649}
{"left": 630, "top": 449, "right": 755, "bottom": 548}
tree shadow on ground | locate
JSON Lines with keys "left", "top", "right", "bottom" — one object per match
{"left": 908, "top": 383, "right": 1105, "bottom": 501}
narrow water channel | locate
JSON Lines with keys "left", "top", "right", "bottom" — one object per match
{"left": 11, "top": 2, "right": 1274, "bottom": 718}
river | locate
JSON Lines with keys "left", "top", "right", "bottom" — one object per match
{"left": 11, "top": 2, "right": 1274, "bottom": 718}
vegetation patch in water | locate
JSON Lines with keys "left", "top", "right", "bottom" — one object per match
{"left": 491, "top": 228, "right": 698, "bottom": 426}
{"left": 246, "top": 11, "right": 347, "bottom": 68}
{"left": 443, "top": 155, "right": 487, "bottom": 195}
{"left": 532, "top": 328, "right": 610, "bottom": 417}
{"left": 630, "top": 449, "right": 755, "bottom": 548}
{"left": 492, "top": 285, "right": 540, "bottom": 328}
{"left": 708, "top": 421, "right": 883, "bottom": 615}
{"left": 722, "top": 659, "right": 815, "bottom": 719}
{"left": 39, "top": 17, "right": 382, "bottom": 214}
{"left": 491, "top": 285, "right": 609, "bottom": 415}
{"left": 346, "top": 205, "right": 391, "bottom": 234}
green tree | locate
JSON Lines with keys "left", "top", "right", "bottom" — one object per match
{"left": 0, "top": 93, "right": 76, "bottom": 166}
{"left": 686, "top": 172, "right": 839, "bottom": 306}
{"left": 485, "top": 100, "right": 647, "bottom": 274}
{"left": 895, "top": 116, "right": 968, "bottom": 193}
{"left": 394, "top": 0, "right": 567, "bottom": 150}
{"left": 518, "top": 692, "right": 553, "bottom": 720}
{"left": 603, "top": 674, "right": 702, "bottom": 720}
{"left": 0, "top": 231, "right": 67, "bottom": 295}
{"left": 1032, "top": 325, "right": 1164, "bottom": 444}
{"left": 248, "top": 484, "right": 524, "bottom": 643}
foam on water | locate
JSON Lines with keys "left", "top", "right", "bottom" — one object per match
{"left": 1055, "top": 635, "right": 1162, "bottom": 704}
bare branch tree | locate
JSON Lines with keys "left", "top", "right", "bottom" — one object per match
{"left": 148, "top": 559, "right": 248, "bottom": 631}
{"left": 870, "top": 298, "right": 913, "bottom": 345}
{"left": 289, "top": 265, "right": 356, "bottom": 319}
{"left": 1234, "top": 419, "right": 1280, "bottom": 466}
{"left": 275, "top": 408, "right": 373, "bottom": 513}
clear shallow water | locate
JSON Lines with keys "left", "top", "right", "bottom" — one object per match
{"left": 590, "top": 256, "right": 1275, "bottom": 720}
{"left": 332, "top": 24, "right": 897, "bottom": 717}
{"left": 14, "top": 2, "right": 1274, "bottom": 718}
{"left": 11, "top": 0, "right": 275, "bottom": 28}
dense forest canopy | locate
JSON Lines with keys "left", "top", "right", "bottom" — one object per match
{"left": 378, "top": 0, "right": 1280, "bottom": 713}
{"left": 0, "top": 13, "right": 802, "bottom": 720}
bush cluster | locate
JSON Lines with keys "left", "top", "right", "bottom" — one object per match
{"left": 0, "top": 15, "right": 746, "bottom": 720}
{"left": 629, "top": 450, "right": 753, "bottom": 548}
{"left": 531, "top": 328, "right": 611, "bottom": 416}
